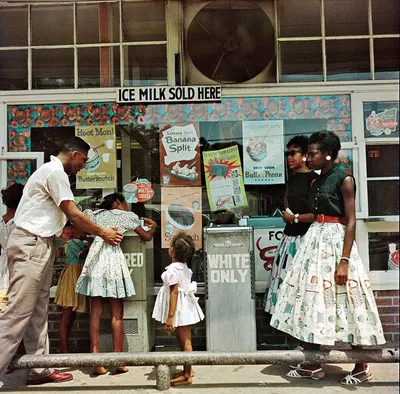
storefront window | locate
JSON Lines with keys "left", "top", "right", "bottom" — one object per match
{"left": 324, "top": 0, "right": 369, "bottom": 36}
{"left": 32, "top": 49, "right": 74, "bottom": 89}
{"left": 78, "top": 47, "right": 121, "bottom": 88}
{"left": 31, "top": 5, "right": 73, "bottom": 46}
{"left": 368, "top": 232, "right": 399, "bottom": 271}
{"left": 278, "top": 0, "right": 321, "bottom": 37}
{"left": 0, "top": 6, "right": 28, "bottom": 47}
{"left": 122, "top": 1, "right": 166, "bottom": 42}
{"left": 326, "top": 39, "right": 371, "bottom": 81}
{"left": 374, "top": 38, "right": 400, "bottom": 80}
{"left": 124, "top": 45, "right": 167, "bottom": 86}
{"left": 371, "top": 0, "right": 400, "bottom": 34}
{"left": 280, "top": 41, "right": 323, "bottom": 82}
{"left": 0, "top": 50, "right": 28, "bottom": 91}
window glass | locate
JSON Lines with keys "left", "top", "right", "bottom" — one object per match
{"left": 31, "top": 5, "right": 73, "bottom": 45}
{"left": 367, "top": 180, "right": 399, "bottom": 216}
{"left": 324, "top": 0, "right": 369, "bottom": 36}
{"left": 326, "top": 39, "right": 370, "bottom": 81}
{"left": 366, "top": 145, "right": 399, "bottom": 178}
{"left": 78, "top": 47, "right": 121, "bottom": 88}
{"left": 77, "top": 2, "right": 119, "bottom": 44}
{"left": 372, "top": 0, "right": 400, "bottom": 34}
{"left": 0, "top": 50, "right": 28, "bottom": 90}
{"left": 374, "top": 38, "right": 400, "bottom": 80}
{"left": 122, "top": 1, "right": 166, "bottom": 42}
{"left": 32, "top": 49, "right": 74, "bottom": 89}
{"left": 0, "top": 6, "right": 28, "bottom": 47}
{"left": 280, "top": 41, "right": 323, "bottom": 82}
{"left": 368, "top": 232, "right": 399, "bottom": 271}
{"left": 124, "top": 45, "right": 167, "bottom": 86}
{"left": 278, "top": 0, "right": 321, "bottom": 37}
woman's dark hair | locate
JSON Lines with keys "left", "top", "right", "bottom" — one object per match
{"left": 171, "top": 232, "right": 195, "bottom": 263}
{"left": 309, "top": 130, "right": 341, "bottom": 161}
{"left": 99, "top": 193, "right": 125, "bottom": 210}
{"left": 1, "top": 183, "right": 24, "bottom": 209}
{"left": 287, "top": 135, "right": 309, "bottom": 153}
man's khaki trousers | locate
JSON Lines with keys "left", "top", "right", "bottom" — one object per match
{"left": 0, "top": 227, "right": 55, "bottom": 379}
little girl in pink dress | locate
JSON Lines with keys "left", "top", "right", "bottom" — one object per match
{"left": 152, "top": 232, "right": 204, "bottom": 386}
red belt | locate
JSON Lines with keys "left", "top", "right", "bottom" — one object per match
{"left": 315, "top": 214, "right": 345, "bottom": 224}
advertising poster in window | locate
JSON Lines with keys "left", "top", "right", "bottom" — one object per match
{"left": 161, "top": 187, "right": 202, "bottom": 249}
{"left": 203, "top": 145, "right": 248, "bottom": 211}
{"left": 242, "top": 120, "right": 285, "bottom": 185}
{"left": 75, "top": 125, "right": 116, "bottom": 189}
{"left": 364, "top": 101, "right": 399, "bottom": 138}
{"left": 159, "top": 123, "right": 201, "bottom": 187}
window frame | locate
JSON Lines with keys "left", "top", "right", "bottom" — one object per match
{"left": 352, "top": 90, "right": 399, "bottom": 289}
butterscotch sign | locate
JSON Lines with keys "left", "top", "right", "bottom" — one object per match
{"left": 75, "top": 125, "right": 117, "bottom": 189}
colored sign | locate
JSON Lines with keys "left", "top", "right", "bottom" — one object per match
{"left": 117, "top": 86, "right": 221, "bottom": 103}
{"left": 75, "top": 125, "right": 117, "bottom": 189}
{"left": 159, "top": 123, "right": 201, "bottom": 187}
{"left": 242, "top": 120, "right": 285, "bottom": 185}
{"left": 161, "top": 187, "right": 202, "bottom": 250}
{"left": 203, "top": 145, "right": 248, "bottom": 211}
{"left": 123, "top": 178, "right": 155, "bottom": 203}
{"left": 364, "top": 101, "right": 399, "bottom": 138}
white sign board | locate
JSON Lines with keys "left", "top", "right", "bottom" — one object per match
{"left": 117, "top": 86, "right": 222, "bottom": 103}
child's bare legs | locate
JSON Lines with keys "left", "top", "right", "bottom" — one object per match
{"left": 90, "top": 297, "right": 107, "bottom": 375}
{"left": 58, "top": 307, "right": 76, "bottom": 353}
{"left": 171, "top": 326, "right": 193, "bottom": 385}
{"left": 109, "top": 298, "right": 128, "bottom": 373}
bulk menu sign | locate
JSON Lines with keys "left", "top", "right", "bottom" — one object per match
{"left": 75, "top": 125, "right": 117, "bottom": 189}
{"left": 117, "top": 86, "right": 222, "bottom": 103}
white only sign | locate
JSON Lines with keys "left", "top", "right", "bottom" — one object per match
{"left": 117, "top": 85, "right": 222, "bottom": 103}
{"left": 161, "top": 124, "right": 199, "bottom": 165}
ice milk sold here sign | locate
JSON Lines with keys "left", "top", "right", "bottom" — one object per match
{"left": 117, "top": 85, "right": 221, "bottom": 103}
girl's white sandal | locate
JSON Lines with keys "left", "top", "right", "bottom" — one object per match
{"left": 340, "top": 367, "right": 372, "bottom": 385}
{"left": 286, "top": 367, "right": 324, "bottom": 380}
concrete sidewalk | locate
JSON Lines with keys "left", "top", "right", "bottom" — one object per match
{"left": 1, "top": 363, "right": 399, "bottom": 393}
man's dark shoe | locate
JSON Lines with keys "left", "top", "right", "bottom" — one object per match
{"left": 27, "top": 370, "right": 73, "bottom": 385}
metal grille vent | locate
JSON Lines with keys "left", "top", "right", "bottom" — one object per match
{"left": 100, "top": 319, "right": 139, "bottom": 335}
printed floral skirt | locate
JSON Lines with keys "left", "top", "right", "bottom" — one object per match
{"left": 264, "top": 234, "right": 302, "bottom": 314}
{"left": 270, "top": 222, "right": 386, "bottom": 346}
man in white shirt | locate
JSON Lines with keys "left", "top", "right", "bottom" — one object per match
{"left": 0, "top": 137, "right": 123, "bottom": 384}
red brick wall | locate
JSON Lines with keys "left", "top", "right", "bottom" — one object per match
{"left": 48, "top": 290, "right": 399, "bottom": 352}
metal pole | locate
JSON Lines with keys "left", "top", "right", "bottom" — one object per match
{"left": 8, "top": 349, "right": 399, "bottom": 369}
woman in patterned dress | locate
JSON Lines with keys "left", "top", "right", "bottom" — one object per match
{"left": 270, "top": 131, "right": 385, "bottom": 385}
{"left": 264, "top": 135, "right": 319, "bottom": 314}
{"left": 75, "top": 193, "right": 157, "bottom": 375}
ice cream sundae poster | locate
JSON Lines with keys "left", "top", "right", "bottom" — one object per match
{"left": 363, "top": 101, "right": 399, "bottom": 138}
{"left": 159, "top": 123, "right": 201, "bottom": 187}
{"left": 161, "top": 187, "right": 202, "bottom": 249}
{"left": 203, "top": 145, "right": 248, "bottom": 212}
{"left": 75, "top": 125, "right": 117, "bottom": 189}
{"left": 242, "top": 120, "right": 285, "bottom": 185}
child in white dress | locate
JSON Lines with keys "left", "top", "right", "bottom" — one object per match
{"left": 76, "top": 193, "right": 157, "bottom": 375}
{"left": 152, "top": 232, "right": 204, "bottom": 386}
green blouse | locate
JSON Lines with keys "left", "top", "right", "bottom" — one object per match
{"left": 309, "top": 164, "right": 355, "bottom": 217}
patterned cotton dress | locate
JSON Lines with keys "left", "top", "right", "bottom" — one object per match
{"left": 152, "top": 262, "right": 205, "bottom": 327}
{"left": 270, "top": 165, "right": 386, "bottom": 346}
{"left": 75, "top": 209, "right": 140, "bottom": 298}
{"left": 265, "top": 171, "right": 319, "bottom": 314}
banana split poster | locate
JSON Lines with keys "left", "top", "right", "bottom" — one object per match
{"left": 159, "top": 123, "right": 201, "bottom": 187}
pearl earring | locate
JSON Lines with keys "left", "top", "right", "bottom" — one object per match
{"left": 326, "top": 155, "right": 332, "bottom": 161}
{"left": 302, "top": 157, "right": 307, "bottom": 162}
